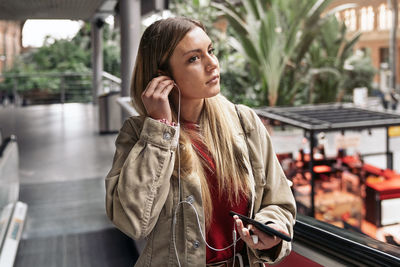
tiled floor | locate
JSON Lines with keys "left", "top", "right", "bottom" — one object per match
{"left": 0, "top": 103, "right": 117, "bottom": 184}
{"left": 0, "top": 103, "right": 137, "bottom": 266}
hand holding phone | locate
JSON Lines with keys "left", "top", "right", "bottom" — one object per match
{"left": 230, "top": 211, "right": 292, "bottom": 242}
{"left": 141, "top": 72, "right": 175, "bottom": 123}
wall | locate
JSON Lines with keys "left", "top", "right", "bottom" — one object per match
{"left": 0, "top": 21, "right": 23, "bottom": 74}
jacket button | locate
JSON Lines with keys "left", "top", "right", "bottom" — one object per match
{"left": 163, "top": 132, "right": 171, "bottom": 140}
{"left": 186, "top": 195, "right": 194, "bottom": 204}
{"left": 193, "top": 240, "right": 200, "bottom": 249}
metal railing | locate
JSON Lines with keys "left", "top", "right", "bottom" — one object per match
{"left": 101, "top": 71, "right": 121, "bottom": 94}
{"left": 0, "top": 71, "right": 121, "bottom": 105}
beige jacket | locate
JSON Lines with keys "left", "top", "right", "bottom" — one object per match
{"left": 105, "top": 97, "right": 296, "bottom": 267}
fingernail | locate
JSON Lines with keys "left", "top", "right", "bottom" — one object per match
{"left": 242, "top": 229, "right": 246, "bottom": 237}
{"left": 236, "top": 221, "right": 240, "bottom": 227}
{"left": 251, "top": 235, "right": 258, "bottom": 244}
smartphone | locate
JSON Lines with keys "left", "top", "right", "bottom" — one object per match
{"left": 229, "top": 211, "right": 292, "bottom": 242}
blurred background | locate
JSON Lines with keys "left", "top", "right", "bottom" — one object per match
{"left": 0, "top": 0, "right": 400, "bottom": 266}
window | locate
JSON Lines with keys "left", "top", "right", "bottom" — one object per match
{"left": 360, "top": 7, "right": 368, "bottom": 31}
{"left": 380, "top": 47, "right": 389, "bottom": 63}
{"left": 350, "top": 9, "right": 357, "bottom": 31}
{"left": 344, "top": 9, "right": 357, "bottom": 31}
{"left": 367, "top": 6, "right": 375, "bottom": 30}
{"left": 361, "top": 6, "right": 375, "bottom": 31}
{"left": 379, "top": 4, "right": 392, "bottom": 30}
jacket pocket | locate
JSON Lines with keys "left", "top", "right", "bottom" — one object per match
{"left": 160, "top": 180, "right": 175, "bottom": 218}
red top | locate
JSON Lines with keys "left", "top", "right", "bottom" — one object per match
{"left": 184, "top": 122, "right": 249, "bottom": 264}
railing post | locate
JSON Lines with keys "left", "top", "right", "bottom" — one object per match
{"left": 386, "top": 127, "right": 393, "bottom": 169}
{"left": 12, "top": 77, "right": 18, "bottom": 105}
{"left": 309, "top": 130, "right": 316, "bottom": 217}
{"left": 60, "top": 76, "right": 65, "bottom": 104}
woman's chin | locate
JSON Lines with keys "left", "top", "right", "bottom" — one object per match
{"left": 207, "top": 86, "right": 220, "bottom": 98}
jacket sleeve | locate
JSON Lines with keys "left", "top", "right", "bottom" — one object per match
{"left": 105, "top": 117, "right": 178, "bottom": 240}
{"left": 247, "top": 109, "right": 297, "bottom": 264}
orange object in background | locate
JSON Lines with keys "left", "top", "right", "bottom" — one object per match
{"left": 363, "top": 164, "right": 384, "bottom": 176}
{"left": 388, "top": 126, "right": 400, "bottom": 137}
{"left": 313, "top": 165, "right": 331, "bottom": 173}
{"left": 342, "top": 155, "right": 362, "bottom": 168}
{"left": 383, "top": 169, "right": 399, "bottom": 180}
{"left": 366, "top": 178, "right": 400, "bottom": 200}
{"left": 366, "top": 178, "right": 400, "bottom": 226}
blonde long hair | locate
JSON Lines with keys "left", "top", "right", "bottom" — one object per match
{"left": 131, "top": 17, "right": 251, "bottom": 229}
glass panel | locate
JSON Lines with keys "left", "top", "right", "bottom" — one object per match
{"left": 0, "top": 137, "right": 20, "bottom": 249}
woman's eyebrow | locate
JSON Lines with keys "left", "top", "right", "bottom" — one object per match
{"left": 183, "top": 48, "right": 202, "bottom": 56}
{"left": 182, "top": 42, "right": 213, "bottom": 56}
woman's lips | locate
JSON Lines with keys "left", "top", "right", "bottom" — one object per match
{"left": 206, "top": 75, "right": 219, "bottom": 85}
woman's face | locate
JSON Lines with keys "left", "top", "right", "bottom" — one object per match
{"left": 168, "top": 26, "right": 220, "bottom": 101}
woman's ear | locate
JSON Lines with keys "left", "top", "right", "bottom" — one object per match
{"left": 157, "top": 69, "right": 169, "bottom": 76}
{"left": 158, "top": 69, "right": 175, "bottom": 82}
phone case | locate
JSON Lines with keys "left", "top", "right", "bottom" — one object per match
{"left": 229, "top": 211, "right": 292, "bottom": 242}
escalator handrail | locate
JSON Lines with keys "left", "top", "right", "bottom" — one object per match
{"left": 0, "top": 136, "right": 13, "bottom": 157}
{"left": 295, "top": 214, "right": 400, "bottom": 266}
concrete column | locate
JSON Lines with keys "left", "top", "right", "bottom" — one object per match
{"left": 389, "top": 0, "right": 398, "bottom": 90}
{"left": 91, "top": 18, "right": 104, "bottom": 105}
{"left": 3, "top": 22, "right": 8, "bottom": 70}
{"left": 120, "top": 0, "right": 141, "bottom": 98}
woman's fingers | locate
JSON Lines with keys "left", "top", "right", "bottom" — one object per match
{"left": 233, "top": 216, "right": 284, "bottom": 251}
{"left": 141, "top": 75, "right": 175, "bottom": 122}
{"left": 233, "top": 216, "right": 255, "bottom": 246}
{"left": 250, "top": 224, "right": 285, "bottom": 250}
{"left": 161, "top": 83, "right": 175, "bottom": 96}
{"left": 143, "top": 76, "right": 172, "bottom": 97}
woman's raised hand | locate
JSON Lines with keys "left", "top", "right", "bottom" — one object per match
{"left": 141, "top": 75, "right": 175, "bottom": 123}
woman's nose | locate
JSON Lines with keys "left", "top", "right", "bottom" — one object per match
{"left": 205, "top": 55, "right": 218, "bottom": 72}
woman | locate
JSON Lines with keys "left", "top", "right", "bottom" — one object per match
{"left": 105, "top": 17, "right": 296, "bottom": 267}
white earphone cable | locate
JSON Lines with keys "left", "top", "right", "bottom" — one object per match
{"left": 171, "top": 83, "right": 239, "bottom": 267}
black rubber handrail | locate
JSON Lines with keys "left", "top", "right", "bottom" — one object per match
{"left": 294, "top": 214, "right": 400, "bottom": 266}
{"left": 0, "top": 135, "right": 17, "bottom": 157}
{"left": 0, "top": 136, "right": 12, "bottom": 157}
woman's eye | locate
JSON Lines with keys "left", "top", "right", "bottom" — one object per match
{"left": 188, "top": 56, "right": 199, "bottom": 63}
{"left": 208, "top": 48, "right": 215, "bottom": 55}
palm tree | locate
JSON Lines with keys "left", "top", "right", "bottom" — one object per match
{"left": 295, "top": 16, "right": 362, "bottom": 104}
{"left": 213, "top": 0, "right": 356, "bottom": 106}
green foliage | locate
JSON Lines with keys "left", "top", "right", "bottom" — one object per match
{"left": 213, "top": 0, "right": 375, "bottom": 106}
{"left": 0, "top": 22, "right": 120, "bottom": 104}
{"left": 103, "top": 22, "right": 121, "bottom": 77}
{"left": 290, "top": 17, "right": 364, "bottom": 104}
{"left": 213, "top": 0, "right": 340, "bottom": 106}
{"left": 291, "top": 18, "right": 376, "bottom": 105}
{"left": 219, "top": 52, "right": 263, "bottom": 106}
{"left": 342, "top": 50, "right": 376, "bottom": 95}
